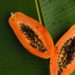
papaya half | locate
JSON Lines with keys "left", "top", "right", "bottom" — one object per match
{"left": 8, "top": 12, "right": 54, "bottom": 59}
{"left": 50, "top": 25, "right": 75, "bottom": 75}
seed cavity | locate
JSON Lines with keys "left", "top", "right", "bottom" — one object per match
{"left": 58, "top": 37, "right": 75, "bottom": 75}
{"left": 20, "top": 23, "right": 47, "bottom": 52}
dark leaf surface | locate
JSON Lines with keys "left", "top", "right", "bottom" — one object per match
{"left": 0, "top": 0, "right": 49, "bottom": 75}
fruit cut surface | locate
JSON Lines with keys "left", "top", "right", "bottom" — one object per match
{"left": 50, "top": 25, "right": 75, "bottom": 75}
{"left": 9, "top": 12, "right": 54, "bottom": 59}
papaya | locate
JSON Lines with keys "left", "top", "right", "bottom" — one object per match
{"left": 8, "top": 12, "right": 54, "bottom": 59}
{"left": 50, "top": 25, "right": 75, "bottom": 75}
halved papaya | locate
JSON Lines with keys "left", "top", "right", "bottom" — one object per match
{"left": 8, "top": 12, "right": 54, "bottom": 59}
{"left": 50, "top": 25, "right": 75, "bottom": 75}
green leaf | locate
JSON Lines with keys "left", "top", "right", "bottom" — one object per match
{"left": 36, "top": 0, "right": 75, "bottom": 75}
{"left": 36, "top": 0, "right": 75, "bottom": 43}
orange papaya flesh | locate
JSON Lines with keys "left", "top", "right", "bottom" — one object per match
{"left": 50, "top": 25, "right": 75, "bottom": 75}
{"left": 8, "top": 12, "right": 54, "bottom": 59}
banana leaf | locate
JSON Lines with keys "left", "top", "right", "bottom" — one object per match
{"left": 35, "top": 0, "right": 75, "bottom": 75}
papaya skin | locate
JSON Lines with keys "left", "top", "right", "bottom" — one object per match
{"left": 50, "top": 25, "right": 75, "bottom": 75}
{"left": 8, "top": 12, "right": 54, "bottom": 59}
